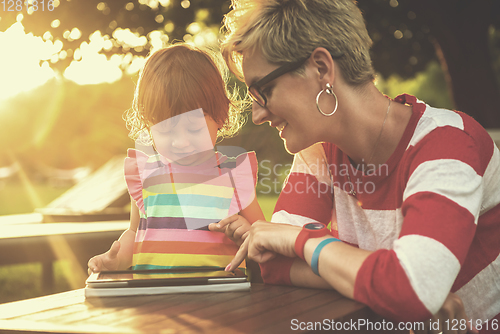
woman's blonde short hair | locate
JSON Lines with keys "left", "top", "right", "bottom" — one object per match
{"left": 221, "top": 0, "right": 375, "bottom": 86}
{"left": 125, "top": 43, "right": 247, "bottom": 141}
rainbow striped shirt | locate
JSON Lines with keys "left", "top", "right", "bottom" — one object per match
{"left": 124, "top": 149, "right": 257, "bottom": 270}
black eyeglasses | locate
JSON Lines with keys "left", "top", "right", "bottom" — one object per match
{"left": 248, "top": 58, "right": 308, "bottom": 108}
{"left": 248, "top": 51, "right": 344, "bottom": 108}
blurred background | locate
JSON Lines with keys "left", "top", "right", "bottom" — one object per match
{"left": 1, "top": 0, "right": 499, "bottom": 303}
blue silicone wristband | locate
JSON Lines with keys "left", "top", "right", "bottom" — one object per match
{"left": 311, "top": 238, "right": 341, "bottom": 276}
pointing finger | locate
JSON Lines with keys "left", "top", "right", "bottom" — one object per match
{"left": 226, "top": 237, "right": 249, "bottom": 271}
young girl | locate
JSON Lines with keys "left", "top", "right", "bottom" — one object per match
{"left": 88, "top": 43, "right": 264, "bottom": 273}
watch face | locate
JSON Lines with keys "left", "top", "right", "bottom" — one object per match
{"left": 304, "top": 222, "right": 325, "bottom": 230}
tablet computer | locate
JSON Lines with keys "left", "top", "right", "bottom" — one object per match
{"left": 86, "top": 267, "right": 248, "bottom": 289}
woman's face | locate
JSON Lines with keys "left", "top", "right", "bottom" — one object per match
{"left": 242, "top": 50, "right": 324, "bottom": 154}
{"left": 150, "top": 108, "right": 219, "bottom": 165}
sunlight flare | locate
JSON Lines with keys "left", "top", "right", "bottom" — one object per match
{"left": 7, "top": 151, "right": 43, "bottom": 209}
{"left": 0, "top": 22, "right": 57, "bottom": 100}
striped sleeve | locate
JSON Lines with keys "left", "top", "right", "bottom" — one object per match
{"left": 260, "top": 143, "right": 334, "bottom": 285}
{"left": 354, "top": 114, "right": 492, "bottom": 321}
{"left": 273, "top": 143, "right": 334, "bottom": 227}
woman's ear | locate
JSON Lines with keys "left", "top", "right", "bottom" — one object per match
{"left": 310, "top": 47, "right": 336, "bottom": 84}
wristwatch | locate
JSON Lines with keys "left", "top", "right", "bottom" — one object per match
{"left": 294, "top": 222, "right": 330, "bottom": 260}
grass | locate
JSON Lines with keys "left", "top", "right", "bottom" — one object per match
{"left": 0, "top": 261, "right": 74, "bottom": 304}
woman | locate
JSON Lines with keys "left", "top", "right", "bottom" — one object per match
{"left": 219, "top": 0, "right": 500, "bottom": 333}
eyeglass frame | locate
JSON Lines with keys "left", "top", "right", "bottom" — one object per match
{"left": 247, "top": 51, "right": 344, "bottom": 108}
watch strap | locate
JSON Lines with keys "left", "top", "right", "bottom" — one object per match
{"left": 294, "top": 229, "right": 310, "bottom": 261}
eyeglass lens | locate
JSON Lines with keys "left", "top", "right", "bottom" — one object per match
{"left": 248, "top": 86, "right": 266, "bottom": 107}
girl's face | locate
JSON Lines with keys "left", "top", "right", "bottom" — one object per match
{"left": 150, "top": 108, "right": 219, "bottom": 166}
{"left": 241, "top": 50, "right": 324, "bottom": 154}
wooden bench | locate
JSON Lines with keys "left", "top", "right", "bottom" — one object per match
{"left": 35, "top": 155, "right": 130, "bottom": 222}
{"left": 0, "top": 220, "right": 129, "bottom": 293}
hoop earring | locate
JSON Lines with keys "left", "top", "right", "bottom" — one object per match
{"left": 316, "top": 83, "right": 338, "bottom": 116}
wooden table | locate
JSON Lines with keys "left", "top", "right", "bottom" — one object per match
{"left": 0, "top": 284, "right": 405, "bottom": 333}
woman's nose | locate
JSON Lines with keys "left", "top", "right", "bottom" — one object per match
{"left": 252, "top": 102, "right": 270, "bottom": 125}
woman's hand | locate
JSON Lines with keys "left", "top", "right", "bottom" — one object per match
{"left": 87, "top": 240, "right": 121, "bottom": 274}
{"left": 225, "top": 221, "right": 301, "bottom": 271}
{"left": 413, "top": 292, "right": 478, "bottom": 334}
{"left": 208, "top": 214, "right": 251, "bottom": 246}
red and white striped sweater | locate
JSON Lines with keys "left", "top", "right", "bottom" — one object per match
{"left": 261, "top": 94, "right": 500, "bottom": 329}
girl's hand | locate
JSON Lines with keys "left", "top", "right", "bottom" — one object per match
{"left": 225, "top": 221, "right": 301, "bottom": 271}
{"left": 87, "top": 240, "right": 121, "bottom": 274}
{"left": 208, "top": 214, "right": 251, "bottom": 246}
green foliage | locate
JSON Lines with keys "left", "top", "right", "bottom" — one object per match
{"left": 359, "top": 0, "right": 437, "bottom": 79}
{"left": 376, "top": 60, "right": 453, "bottom": 110}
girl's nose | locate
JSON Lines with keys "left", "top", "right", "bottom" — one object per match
{"left": 252, "top": 102, "right": 271, "bottom": 125}
{"left": 171, "top": 133, "right": 190, "bottom": 149}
